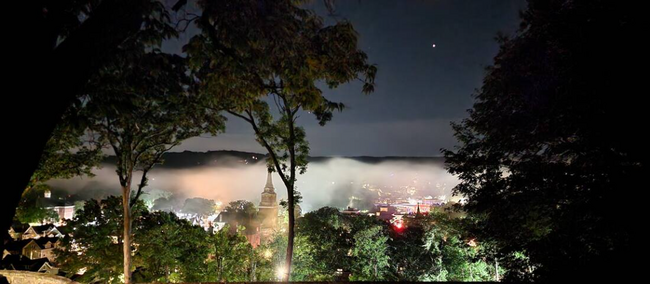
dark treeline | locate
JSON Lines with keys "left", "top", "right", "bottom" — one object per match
{"left": 443, "top": 0, "right": 642, "bottom": 282}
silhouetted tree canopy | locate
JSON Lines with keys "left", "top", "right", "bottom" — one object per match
{"left": 443, "top": 0, "right": 642, "bottom": 281}
{"left": 5, "top": 0, "right": 168, "bottom": 243}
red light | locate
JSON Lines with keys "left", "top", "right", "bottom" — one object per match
{"left": 393, "top": 220, "right": 404, "bottom": 231}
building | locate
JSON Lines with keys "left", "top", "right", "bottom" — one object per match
{"left": 0, "top": 255, "right": 59, "bottom": 274}
{"left": 42, "top": 189, "right": 77, "bottom": 222}
{"left": 258, "top": 171, "right": 278, "bottom": 240}
{"left": 8, "top": 222, "right": 30, "bottom": 240}
{"left": 3, "top": 237, "right": 61, "bottom": 262}
{"left": 369, "top": 204, "right": 398, "bottom": 221}
{"left": 47, "top": 205, "right": 75, "bottom": 221}
{"left": 341, "top": 207, "right": 361, "bottom": 215}
{"left": 20, "top": 225, "right": 63, "bottom": 240}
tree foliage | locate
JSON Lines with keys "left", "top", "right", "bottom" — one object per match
{"left": 56, "top": 196, "right": 147, "bottom": 283}
{"left": 57, "top": 196, "right": 216, "bottom": 283}
{"left": 134, "top": 210, "right": 212, "bottom": 282}
{"left": 69, "top": 4, "right": 224, "bottom": 281}
{"left": 350, "top": 225, "right": 390, "bottom": 281}
{"left": 27, "top": 120, "right": 103, "bottom": 194}
{"left": 207, "top": 224, "right": 257, "bottom": 282}
{"left": 14, "top": 184, "right": 60, "bottom": 224}
{"left": 442, "top": 0, "right": 641, "bottom": 281}
{"left": 182, "top": 197, "right": 217, "bottom": 217}
{"left": 186, "top": 1, "right": 376, "bottom": 279}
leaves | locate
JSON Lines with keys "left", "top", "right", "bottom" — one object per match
{"left": 443, "top": 0, "right": 641, "bottom": 281}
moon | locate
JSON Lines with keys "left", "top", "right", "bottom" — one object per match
{"left": 432, "top": 43, "right": 436, "bottom": 48}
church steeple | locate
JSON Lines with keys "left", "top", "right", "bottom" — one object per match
{"left": 264, "top": 171, "right": 275, "bottom": 193}
{"left": 260, "top": 171, "right": 277, "bottom": 207}
{"left": 259, "top": 170, "right": 279, "bottom": 240}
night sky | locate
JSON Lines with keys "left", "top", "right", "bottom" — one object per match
{"left": 171, "top": 0, "right": 526, "bottom": 157}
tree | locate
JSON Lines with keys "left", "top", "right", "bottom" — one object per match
{"left": 15, "top": 107, "right": 103, "bottom": 225}
{"left": 442, "top": 1, "right": 642, "bottom": 281}
{"left": 14, "top": 184, "right": 59, "bottom": 224}
{"left": 224, "top": 200, "right": 258, "bottom": 218}
{"left": 75, "top": 11, "right": 224, "bottom": 281}
{"left": 350, "top": 225, "right": 390, "bottom": 281}
{"left": 208, "top": 225, "right": 256, "bottom": 282}
{"left": 57, "top": 197, "right": 213, "bottom": 283}
{"left": 56, "top": 197, "right": 147, "bottom": 283}
{"left": 256, "top": 230, "right": 289, "bottom": 281}
{"left": 134, "top": 211, "right": 212, "bottom": 282}
{"left": 152, "top": 194, "right": 183, "bottom": 212}
{"left": 292, "top": 207, "right": 392, "bottom": 281}
{"left": 182, "top": 197, "right": 217, "bottom": 217}
{"left": 25, "top": 118, "right": 103, "bottom": 196}
{"left": 419, "top": 213, "right": 496, "bottom": 281}
{"left": 7, "top": 0, "right": 162, "bottom": 241}
{"left": 293, "top": 207, "right": 352, "bottom": 280}
{"left": 222, "top": 200, "right": 258, "bottom": 235}
{"left": 388, "top": 221, "right": 431, "bottom": 281}
{"left": 186, "top": 1, "right": 376, "bottom": 279}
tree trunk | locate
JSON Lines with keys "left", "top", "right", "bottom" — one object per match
{"left": 374, "top": 264, "right": 378, "bottom": 279}
{"left": 218, "top": 257, "right": 223, "bottom": 281}
{"left": 250, "top": 248, "right": 257, "bottom": 282}
{"left": 122, "top": 183, "right": 133, "bottom": 284}
{"left": 283, "top": 185, "right": 295, "bottom": 282}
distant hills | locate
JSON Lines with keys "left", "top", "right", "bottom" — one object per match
{"left": 103, "top": 150, "right": 445, "bottom": 169}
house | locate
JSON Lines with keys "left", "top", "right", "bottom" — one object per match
{"left": 42, "top": 197, "right": 77, "bottom": 221}
{"left": 21, "top": 224, "right": 63, "bottom": 240}
{"left": 22, "top": 240, "right": 42, "bottom": 260}
{"left": 8, "top": 222, "right": 30, "bottom": 240}
{"left": 3, "top": 237, "right": 61, "bottom": 261}
{"left": 21, "top": 226, "right": 40, "bottom": 240}
{"left": 3, "top": 240, "right": 37, "bottom": 260}
{"left": 35, "top": 237, "right": 61, "bottom": 262}
{"left": 47, "top": 205, "right": 75, "bottom": 221}
{"left": 1, "top": 254, "right": 59, "bottom": 274}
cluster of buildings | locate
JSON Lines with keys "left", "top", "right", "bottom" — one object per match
{"left": 375, "top": 196, "right": 447, "bottom": 215}
{"left": 340, "top": 194, "right": 462, "bottom": 228}
{"left": 2, "top": 223, "right": 66, "bottom": 275}
{"left": 2, "top": 189, "right": 77, "bottom": 276}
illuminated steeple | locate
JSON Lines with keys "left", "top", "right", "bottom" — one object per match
{"left": 259, "top": 170, "right": 278, "bottom": 239}
{"left": 263, "top": 171, "right": 275, "bottom": 193}
{"left": 260, "top": 171, "right": 277, "bottom": 207}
